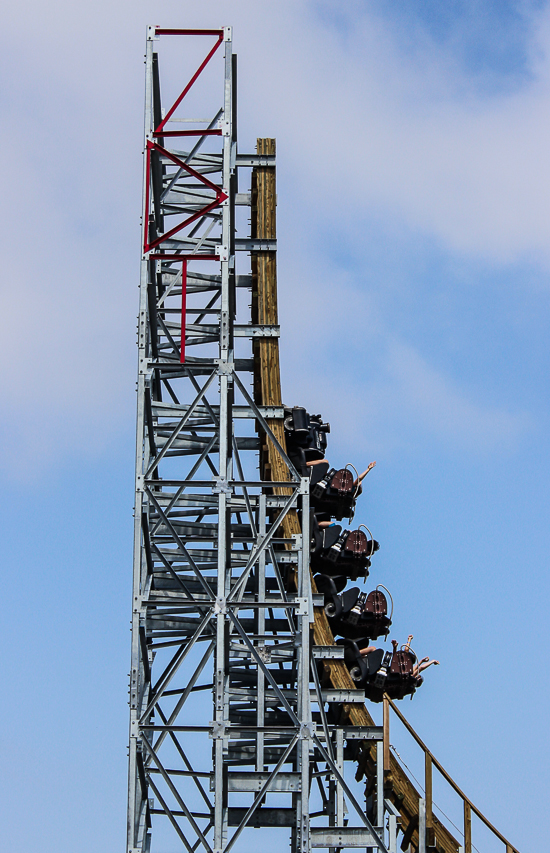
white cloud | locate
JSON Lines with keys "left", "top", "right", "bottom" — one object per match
{"left": 278, "top": 260, "right": 528, "bottom": 455}
{"left": 382, "top": 337, "right": 529, "bottom": 447}
{"left": 236, "top": 2, "right": 550, "bottom": 261}
{"left": 0, "top": 0, "right": 545, "bottom": 475}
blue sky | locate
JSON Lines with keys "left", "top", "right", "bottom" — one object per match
{"left": 1, "top": 1, "right": 548, "bottom": 850}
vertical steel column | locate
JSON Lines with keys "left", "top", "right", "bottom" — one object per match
{"left": 127, "top": 30, "right": 155, "bottom": 853}
{"left": 297, "top": 485, "right": 311, "bottom": 853}
{"left": 335, "top": 728, "right": 345, "bottom": 828}
{"left": 255, "top": 493, "right": 267, "bottom": 770}
{"left": 418, "top": 798, "right": 426, "bottom": 853}
{"left": 213, "top": 28, "right": 233, "bottom": 853}
{"left": 376, "top": 740, "right": 384, "bottom": 830}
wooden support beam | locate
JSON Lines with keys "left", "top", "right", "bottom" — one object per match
{"left": 464, "top": 801, "right": 472, "bottom": 853}
{"left": 383, "top": 695, "right": 391, "bottom": 773}
{"left": 251, "top": 137, "right": 300, "bottom": 538}
{"left": 425, "top": 752, "right": 435, "bottom": 848}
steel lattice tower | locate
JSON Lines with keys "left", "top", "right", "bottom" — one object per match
{"left": 128, "top": 25, "right": 520, "bottom": 853}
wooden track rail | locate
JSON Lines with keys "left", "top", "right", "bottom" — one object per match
{"left": 251, "top": 138, "right": 459, "bottom": 853}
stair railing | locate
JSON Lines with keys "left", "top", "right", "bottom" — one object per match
{"left": 383, "top": 696, "right": 519, "bottom": 853}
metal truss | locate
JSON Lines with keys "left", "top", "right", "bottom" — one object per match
{"left": 127, "top": 25, "right": 397, "bottom": 853}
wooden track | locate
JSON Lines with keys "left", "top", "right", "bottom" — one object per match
{"left": 251, "top": 139, "right": 459, "bottom": 853}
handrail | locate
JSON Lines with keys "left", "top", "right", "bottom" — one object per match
{"left": 385, "top": 697, "right": 519, "bottom": 853}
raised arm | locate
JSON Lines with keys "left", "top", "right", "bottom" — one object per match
{"left": 353, "top": 460, "right": 376, "bottom": 488}
{"left": 413, "top": 658, "right": 440, "bottom": 678}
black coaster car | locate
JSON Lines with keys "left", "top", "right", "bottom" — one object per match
{"left": 284, "top": 406, "right": 330, "bottom": 471}
{"left": 338, "top": 640, "right": 419, "bottom": 702}
{"left": 309, "top": 463, "right": 360, "bottom": 521}
{"left": 314, "top": 575, "right": 391, "bottom": 640}
{"left": 310, "top": 515, "right": 379, "bottom": 579}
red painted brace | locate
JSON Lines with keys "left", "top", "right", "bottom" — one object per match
{"left": 152, "top": 129, "right": 222, "bottom": 138}
{"left": 143, "top": 141, "right": 227, "bottom": 253}
{"left": 154, "top": 28, "right": 224, "bottom": 36}
{"left": 154, "top": 34, "right": 224, "bottom": 134}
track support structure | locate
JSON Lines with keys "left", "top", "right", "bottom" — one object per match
{"left": 127, "top": 25, "right": 520, "bottom": 853}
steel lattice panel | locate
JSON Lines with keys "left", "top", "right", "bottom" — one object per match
{"left": 128, "top": 26, "right": 388, "bottom": 853}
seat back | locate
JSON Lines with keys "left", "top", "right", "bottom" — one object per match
{"left": 363, "top": 590, "right": 387, "bottom": 617}
{"left": 322, "top": 524, "right": 342, "bottom": 550}
{"left": 390, "top": 650, "right": 415, "bottom": 676}
{"left": 288, "top": 446, "right": 308, "bottom": 477}
{"left": 330, "top": 468, "right": 354, "bottom": 494}
{"left": 364, "top": 648, "right": 385, "bottom": 677}
{"left": 309, "top": 510, "right": 323, "bottom": 553}
{"left": 340, "top": 587, "right": 360, "bottom": 613}
{"left": 343, "top": 529, "right": 367, "bottom": 555}
{"left": 310, "top": 462, "right": 330, "bottom": 488}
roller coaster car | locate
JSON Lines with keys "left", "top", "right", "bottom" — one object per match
{"left": 339, "top": 642, "right": 419, "bottom": 702}
{"left": 314, "top": 575, "right": 391, "bottom": 640}
{"left": 310, "top": 516, "right": 379, "bottom": 579}
{"left": 309, "top": 463, "right": 359, "bottom": 521}
{"left": 284, "top": 406, "right": 330, "bottom": 468}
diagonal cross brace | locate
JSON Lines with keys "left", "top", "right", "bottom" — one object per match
{"left": 146, "top": 774, "right": 207, "bottom": 853}
{"left": 143, "top": 740, "right": 214, "bottom": 853}
{"left": 227, "top": 487, "right": 301, "bottom": 602}
{"left": 153, "top": 32, "right": 224, "bottom": 135}
{"left": 312, "top": 732, "right": 389, "bottom": 853}
{"left": 233, "top": 371, "right": 301, "bottom": 483}
{"left": 150, "top": 640, "right": 216, "bottom": 764}
{"left": 144, "top": 142, "right": 228, "bottom": 253}
{"left": 145, "top": 370, "right": 217, "bottom": 478}
{"left": 224, "top": 735, "right": 299, "bottom": 853}
{"left": 140, "top": 610, "right": 213, "bottom": 723}
{"left": 228, "top": 612, "right": 301, "bottom": 726}
{"left": 146, "top": 488, "right": 216, "bottom": 601}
